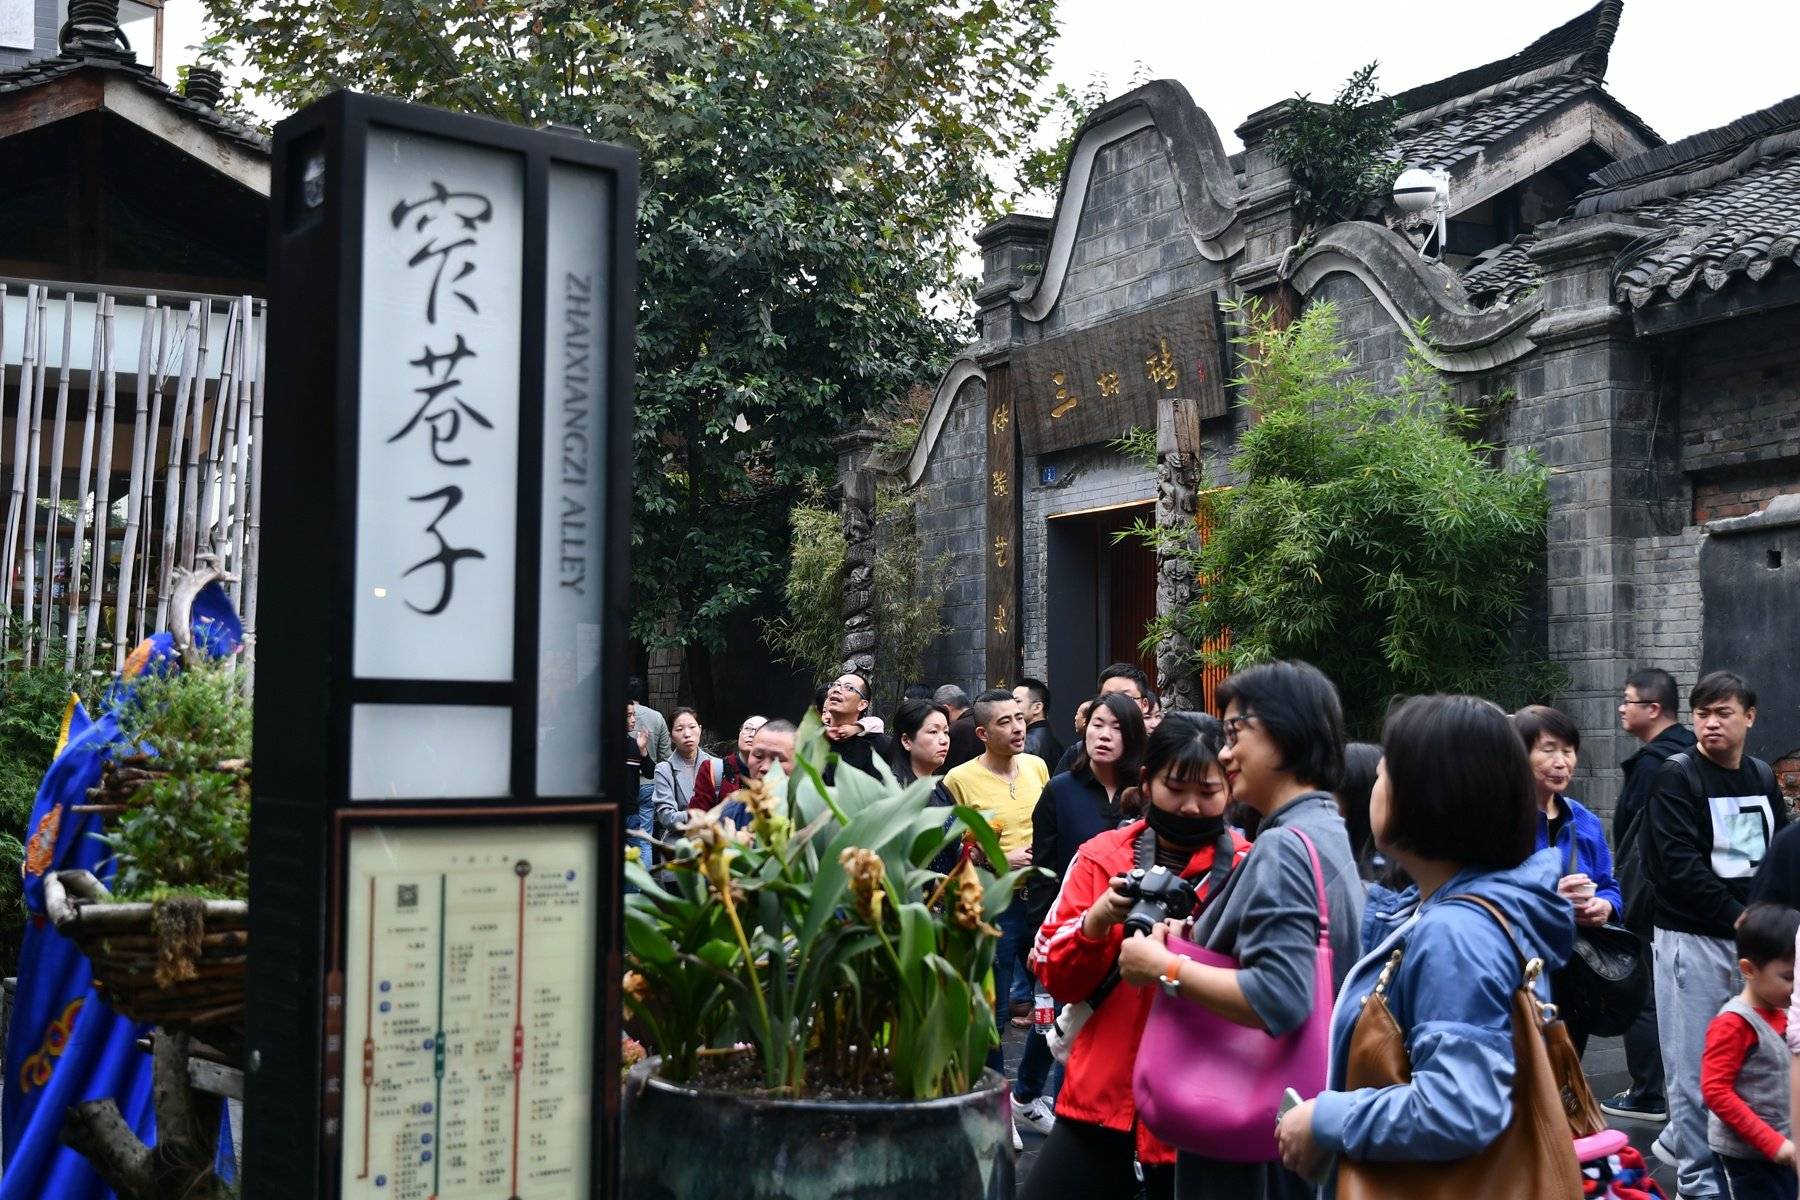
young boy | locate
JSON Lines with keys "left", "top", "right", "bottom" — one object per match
{"left": 1704, "top": 902, "right": 1800, "bottom": 1200}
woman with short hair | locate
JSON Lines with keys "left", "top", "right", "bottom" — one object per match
{"left": 1513, "top": 703, "right": 1622, "bottom": 1053}
{"left": 1276, "top": 694, "right": 1576, "bottom": 1195}
{"left": 1120, "top": 660, "right": 1363, "bottom": 1200}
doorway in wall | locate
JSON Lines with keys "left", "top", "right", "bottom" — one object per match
{"left": 1044, "top": 501, "right": 1157, "bottom": 739}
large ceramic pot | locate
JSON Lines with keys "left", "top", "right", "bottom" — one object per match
{"left": 622, "top": 1057, "right": 1015, "bottom": 1199}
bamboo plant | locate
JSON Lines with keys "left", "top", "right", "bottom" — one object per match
{"left": 624, "top": 712, "right": 1020, "bottom": 1101}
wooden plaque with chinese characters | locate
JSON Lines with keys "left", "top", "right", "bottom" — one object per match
{"left": 985, "top": 367, "right": 1020, "bottom": 687}
{"left": 1012, "top": 297, "right": 1228, "bottom": 457}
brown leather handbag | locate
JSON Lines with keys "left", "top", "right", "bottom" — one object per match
{"left": 1334, "top": 895, "right": 1585, "bottom": 1200}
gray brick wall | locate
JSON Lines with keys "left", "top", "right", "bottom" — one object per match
{"left": 0, "top": 0, "right": 62, "bottom": 70}
{"left": 1632, "top": 528, "right": 1703, "bottom": 709}
{"left": 1680, "top": 308, "right": 1800, "bottom": 476}
{"left": 914, "top": 377, "right": 988, "bottom": 693}
{"left": 1020, "top": 445, "right": 1157, "bottom": 682}
{"left": 1306, "top": 274, "right": 1411, "bottom": 390}
{"left": 1039, "top": 127, "right": 1228, "bottom": 338}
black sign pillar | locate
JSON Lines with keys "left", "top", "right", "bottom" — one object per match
{"left": 247, "top": 91, "right": 635, "bottom": 1200}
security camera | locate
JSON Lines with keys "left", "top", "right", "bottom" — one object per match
{"left": 1393, "top": 167, "right": 1450, "bottom": 261}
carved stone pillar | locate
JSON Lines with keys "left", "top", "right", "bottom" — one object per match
{"left": 1155, "top": 395, "right": 1204, "bottom": 712}
{"left": 833, "top": 427, "right": 883, "bottom": 677}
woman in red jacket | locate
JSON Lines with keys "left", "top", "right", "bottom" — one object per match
{"left": 1023, "top": 715, "right": 1249, "bottom": 1200}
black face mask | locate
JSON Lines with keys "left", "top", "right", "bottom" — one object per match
{"left": 1146, "top": 803, "right": 1226, "bottom": 847}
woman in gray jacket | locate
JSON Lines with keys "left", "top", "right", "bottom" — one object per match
{"left": 1119, "top": 661, "right": 1363, "bottom": 1200}
{"left": 651, "top": 708, "right": 718, "bottom": 839}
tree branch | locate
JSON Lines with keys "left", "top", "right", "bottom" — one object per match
{"left": 62, "top": 1099, "right": 155, "bottom": 1200}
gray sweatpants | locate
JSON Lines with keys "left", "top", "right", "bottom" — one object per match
{"left": 1653, "top": 928, "right": 1740, "bottom": 1200}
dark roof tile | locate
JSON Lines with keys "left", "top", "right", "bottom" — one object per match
{"left": 1609, "top": 149, "right": 1800, "bottom": 308}
{"left": 1389, "top": 0, "right": 1622, "bottom": 115}
{"left": 0, "top": 50, "right": 268, "bottom": 154}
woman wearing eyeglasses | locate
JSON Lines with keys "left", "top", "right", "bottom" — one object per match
{"left": 690, "top": 714, "right": 765, "bottom": 813}
{"left": 1118, "top": 661, "right": 1363, "bottom": 1200}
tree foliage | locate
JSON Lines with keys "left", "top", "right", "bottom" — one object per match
{"left": 1142, "top": 300, "right": 1561, "bottom": 732}
{"left": 198, "top": 0, "right": 1060, "bottom": 706}
{"left": 1270, "top": 62, "right": 1402, "bottom": 229}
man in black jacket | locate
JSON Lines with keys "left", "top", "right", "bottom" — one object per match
{"left": 1643, "top": 671, "right": 1787, "bottom": 1200}
{"left": 936, "top": 684, "right": 981, "bottom": 771}
{"left": 1014, "top": 677, "right": 1064, "bottom": 768}
{"left": 1599, "top": 668, "right": 1692, "bottom": 1124}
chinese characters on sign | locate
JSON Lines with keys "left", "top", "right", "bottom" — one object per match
{"left": 1011, "top": 299, "right": 1227, "bottom": 457}
{"left": 354, "top": 132, "right": 522, "bottom": 683}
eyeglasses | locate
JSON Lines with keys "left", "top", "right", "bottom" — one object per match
{"left": 1619, "top": 699, "right": 1658, "bottom": 708}
{"left": 1221, "top": 714, "right": 1256, "bottom": 746}
{"left": 827, "top": 679, "right": 869, "bottom": 699}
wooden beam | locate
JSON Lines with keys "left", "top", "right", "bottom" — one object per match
{"left": 102, "top": 77, "right": 269, "bottom": 197}
{"left": 0, "top": 74, "right": 105, "bottom": 141}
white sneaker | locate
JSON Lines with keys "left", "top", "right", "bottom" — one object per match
{"left": 1650, "top": 1134, "right": 1677, "bottom": 1168}
{"left": 1016, "top": 1095, "right": 1056, "bottom": 1136}
{"left": 1011, "top": 1111, "right": 1024, "bottom": 1151}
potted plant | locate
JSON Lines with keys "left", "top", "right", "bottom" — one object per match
{"left": 621, "top": 713, "right": 1023, "bottom": 1199}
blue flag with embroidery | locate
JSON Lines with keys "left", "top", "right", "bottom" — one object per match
{"left": 3, "top": 582, "right": 245, "bottom": 1197}
{"left": 0, "top": 696, "right": 154, "bottom": 1200}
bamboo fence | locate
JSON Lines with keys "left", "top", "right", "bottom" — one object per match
{"left": 0, "top": 283, "right": 264, "bottom": 685}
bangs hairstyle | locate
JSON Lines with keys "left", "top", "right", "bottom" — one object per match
{"left": 1511, "top": 704, "right": 1580, "bottom": 753}
{"left": 1380, "top": 695, "right": 1534, "bottom": 870}
{"left": 1121, "top": 714, "right": 1224, "bottom": 819}
{"left": 1692, "top": 670, "right": 1756, "bottom": 712}
{"left": 1215, "top": 660, "right": 1346, "bottom": 791}
{"left": 1071, "top": 691, "right": 1148, "bottom": 779}
{"left": 671, "top": 706, "right": 700, "bottom": 725}
{"left": 1736, "top": 903, "right": 1800, "bottom": 966}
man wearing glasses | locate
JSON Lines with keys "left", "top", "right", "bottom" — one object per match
{"left": 1602, "top": 668, "right": 1692, "bottom": 1124}
{"left": 822, "top": 671, "right": 894, "bottom": 782}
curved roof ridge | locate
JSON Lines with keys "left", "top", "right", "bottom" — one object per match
{"left": 1387, "top": 0, "right": 1623, "bottom": 116}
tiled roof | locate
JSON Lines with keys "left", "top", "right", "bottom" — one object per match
{"left": 1460, "top": 238, "right": 1541, "bottom": 309}
{"left": 0, "top": 51, "right": 268, "bottom": 154}
{"left": 1394, "top": 77, "right": 1590, "bottom": 172}
{"left": 1389, "top": 0, "right": 1621, "bottom": 116}
{"left": 1609, "top": 151, "right": 1800, "bottom": 309}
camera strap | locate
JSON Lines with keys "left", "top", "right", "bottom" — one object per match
{"left": 1077, "top": 825, "right": 1236, "bottom": 1013}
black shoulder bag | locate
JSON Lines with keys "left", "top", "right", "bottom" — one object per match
{"left": 1552, "top": 823, "right": 1649, "bottom": 1038}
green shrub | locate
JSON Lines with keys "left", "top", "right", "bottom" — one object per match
{"left": 103, "top": 666, "right": 251, "bottom": 901}
{"left": 0, "top": 662, "right": 81, "bottom": 976}
{"left": 1139, "top": 299, "right": 1564, "bottom": 733}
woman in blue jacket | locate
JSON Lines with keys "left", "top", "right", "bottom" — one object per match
{"left": 1513, "top": 704, "right": 1622, "bottom": 1053}
{"left": 1276, "top": 694, "right": 1575, "bottom": 1195}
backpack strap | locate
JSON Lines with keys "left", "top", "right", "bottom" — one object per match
{"left": 1666, "top": 751, "right": 1705, "bottom": 802}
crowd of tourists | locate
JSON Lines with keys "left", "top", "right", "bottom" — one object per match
{"left": 628, "top": 662, "right": 1800, "bottom": 1200}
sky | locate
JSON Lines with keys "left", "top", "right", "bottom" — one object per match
{"left": 159, "top": 0, "right": 1799, "bottom": 165}
{"left": 1044, "top": 0, "right": 1800, "bottom": 154}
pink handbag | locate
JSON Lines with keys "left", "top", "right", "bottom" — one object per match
{"left": 1132, "top": 828, "right": 1332, "bottom": 1162}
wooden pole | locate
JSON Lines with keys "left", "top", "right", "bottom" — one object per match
{"left": 156, "top": 301, "right": 202, "bottom": 634}
{"left": 241, "top": 302, "right": 266, "bottom": 694}
{"left": 19, "top": 289, "right": 48, "bottom": 665}
{"left": 134, "top": 305, "right": 170, "bottom": 644}
{"left": 179, "top": 302, "right": 212, "bottom": 571}
{"left": 114, "top": 296, "right": 156, "bottom": 674}
{"left": 2, "top": 285, "right": 40, "bottom": 654}
{"left": 227, "top": 295, "right": 253, "bottom": 603}
{"left": 82, "top": 294, "right": 117, "bottom": 675}
{"left": 40, "top": 292, "right": 75, "bottom": 653}
{"left": 197, "top": 302, "right": 239, "bottom": 560}
{"left": 65, "top": 298, "right": 103, "bottom": 672}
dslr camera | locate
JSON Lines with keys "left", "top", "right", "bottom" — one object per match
{"left": 1116, "top": 866, "right": 1198, "bottom": 937}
